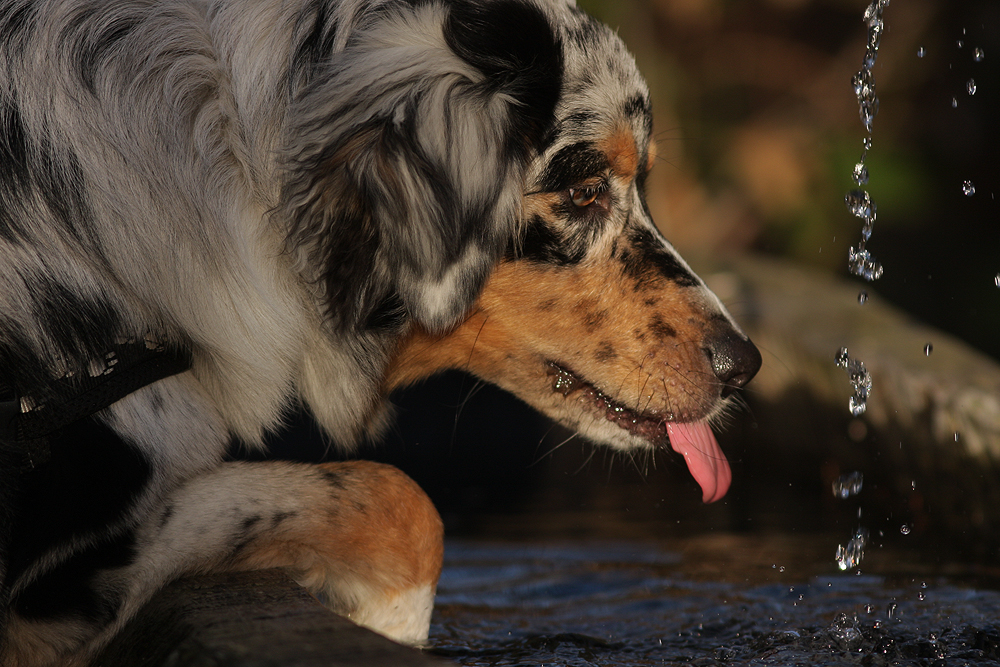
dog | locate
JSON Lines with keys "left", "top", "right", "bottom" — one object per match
{"left": 0, "top": 0, "right": 762, "bottom": 664}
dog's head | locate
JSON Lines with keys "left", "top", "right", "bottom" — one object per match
{"left": 281, "top": 0, "right": 760, "bottom": 501}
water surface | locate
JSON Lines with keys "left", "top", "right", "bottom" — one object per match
{"left": 430, "top": 536, "right": 1000, "bottom": 666}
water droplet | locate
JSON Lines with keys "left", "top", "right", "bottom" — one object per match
{"left": 848, "top": 246, "right": 883, "bottom": 281}
{"left": 952, "top": 96, "right": 959, "bottom": 108}
{"left": 862, "top": 137, "right": 872, "bottom": 150}
{"left": 900, "top": 524, "right": 911, "bottom": 535}
{"left": 852, "top": 69, "right": 871, "bottom": 98}
{"left": 918, "top": 591, "right": 925, "bottom": 600}
{"left": 962, "top": 180, "right": 976, "bottom": 196}
{"left": 863, "top": 48, "right": 878, "bottom": 70}
{"left": 833, "top": 471, "right": 864, "bottom": 499}
{"left": 836, "top": 527, "right": 869, "bottom": 570}
{"left": 867, "top": 23, "right": 883, "bottom": 50}
{"left": 858, "top": 290, "right": 869, "bottom": 305}
{"left": 924, "top": 343, "right": 933, "bottom": 356}
{"left": 845, "top": 189, "right": 872, "bottom": 219}
{"left": 967, "top": 79, "right": 977, "bottom": 95}
{"left": 836, "top": 348, "right": 873, "bottom": 415}
{"left": 852, "top": 162, "right": 870, "bottom": 185}
{"left": 917, "top": 46, "right": 926, "bottom": 58}
{"left": 860, "top": 205, "right": 876, "bottom": 240}
{"left": 859, "top": 98, "right": 879, "bottom": 131}
{"left": 887, "top": 601, "right": 898, "bottom": 618}
{"left": 957, "top": 40, "right": 964, "bottom": 49}
{"left": 995, "top": 273, "right": 1000, "bottom": 288}
{"left": 974, "top": 47, "right": 985, "bottom": 62}
{"left": 954, "top": 431, "right": 960, "bottom": 441}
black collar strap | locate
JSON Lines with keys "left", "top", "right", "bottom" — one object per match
{"left": 0, "top": 340, "right": 192, "bottom": 458}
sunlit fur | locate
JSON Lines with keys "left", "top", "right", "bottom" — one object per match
{"left": 0, "top": 0, "right": 758, "bottom": 664}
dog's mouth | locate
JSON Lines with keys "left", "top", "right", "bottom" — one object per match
{"left": 546, "top": 362, "right": 731, "bottom": 503}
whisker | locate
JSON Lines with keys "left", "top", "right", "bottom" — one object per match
{"left": 531, "top": 428, "right": 580, "bottom": 467}
{"left": 572, "top": 446, "right": 597, "bottom": 475}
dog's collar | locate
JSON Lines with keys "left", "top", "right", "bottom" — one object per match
{"left": 0, "top": 339, "right": 192, "bottom": 466}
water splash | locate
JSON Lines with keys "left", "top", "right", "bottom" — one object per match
{"left": 846, "top": 0, "right": 889, "bottom": 282}
{"left": 835, "top": 347, "right": 872, "bottom": 416}
{"left": 833, "top": 471, "right": 864, "bottom": 499}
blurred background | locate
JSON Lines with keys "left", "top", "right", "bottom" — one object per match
{"left": 259, "top": 0, "right": 999, "bottom": 561}
{"left": 581, "top": 0, "right": 997, "bottom": 358}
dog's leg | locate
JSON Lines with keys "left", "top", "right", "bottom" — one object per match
{"left": 4, "top": 460, "right": 443, "bottom": 666}
{"left": 136, "top": 460, "right": 444, "bottom": 645}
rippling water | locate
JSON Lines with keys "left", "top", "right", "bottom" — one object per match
{"left": 429, "top": 537, "right": 1000, "bottom": 666}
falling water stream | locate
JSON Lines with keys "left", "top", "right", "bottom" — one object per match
{"left": 829, "top": 0, "right": 893, "bottom": 576}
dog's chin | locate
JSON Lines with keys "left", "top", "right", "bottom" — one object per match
{"left": 538, "top": 362, "right": 733, "bottom": 504}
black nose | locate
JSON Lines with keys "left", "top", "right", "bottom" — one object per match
{"left": 704, "top": 325, "right": 762, "bottom": 398}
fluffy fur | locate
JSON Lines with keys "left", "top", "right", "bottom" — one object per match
{"left": 0, "top": 0, "right": 761, "bottom": 664}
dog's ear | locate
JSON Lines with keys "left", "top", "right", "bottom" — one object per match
{"left": 281, "top": 0, "right": 562, "bottom": 333}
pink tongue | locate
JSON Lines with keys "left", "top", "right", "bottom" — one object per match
{"left": 666, "top": 422, "right": 731, "bottom": 503}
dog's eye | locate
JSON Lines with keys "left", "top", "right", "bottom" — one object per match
{"left": 568, "top": 182, "right": 608, "bottom": 209}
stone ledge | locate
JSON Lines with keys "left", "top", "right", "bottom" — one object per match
{"left": 92, "top": 569, "right": 447, "bottom": 667}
